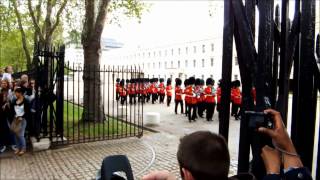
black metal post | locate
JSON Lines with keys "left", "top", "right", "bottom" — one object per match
{"left": 271, "top": 5, "right": 280, "bottom": 107}
{"left": 276, "top": 0, "right": 290, "bottom": 124}
{"left": 295, "top": 0, "right": 317, "bottom": 170}
{"left": 219, "top": 0, "right": 234, "bottom": 142}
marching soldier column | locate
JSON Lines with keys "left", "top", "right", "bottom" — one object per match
{"left": 114, "top": 77, "right": 243, "bottom": 123}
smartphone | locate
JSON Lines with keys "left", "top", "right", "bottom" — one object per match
{"left": 245, "top": 111, "right": 274, "bottom": 129}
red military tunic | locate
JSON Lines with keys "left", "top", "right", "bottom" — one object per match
{"left": 116, "top": 83, "right": 120, "bottom": 93}
{"left": 185, "top": 86, "right": 196, "bottom": 105}
{"left": 166, "top": 85, "right": 172, "bottom": 97}
{"left": 233, "top": 87, "right": 242, "bottom": 105}
{"left": 151, "top": 83, "right": 158, "bottom": 94}
{"left": 204, "top": 86, "right": 216, "bottom": 103}
{"left": 119, "top": 86, "right": 126, "bottom": 96}
{"left": 175, "top": 86, "right": 183, "bottom": 100}
{"left": 159, "top": 82, "right": 165, "bottom": 95}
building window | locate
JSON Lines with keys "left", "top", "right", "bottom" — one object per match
{"left": 211, "top": 43, "right": 214, "bottom": 52}
{"left": 202, "top": 44, "right": 205, "bottom": 53}
{"left": 210, "top": 75, "right": 213, "bottom": 78}
{"left": 235, "top": 57, "right": 239, "bottom": 65}
{"left": 211, "top": 58, "right": 214, "bottom": 67}
{"left": 165, "top": 50, "right": 167, "bottom": 56}
{"left": 193, "top": 46, "right": 197, "bottom": 53}
{"left": 159, "top": 51, "right": 161, "bottom": 57}
{"left": 171, "top": 61, "right": 173, "bottom": 68}
{"left": 178, "top": 48, "right": 181, "bottom": 55}
{"left": 178, "top": 61, "right": 180, "bottom": 68}
{"left": 186, "top": 47, "right": 188, "bottom": 54}
{"left": 143, "top": 53, "right": 145, "bottom": 57}
{"left": 193, "top": 59, "right": 196, "bottom": 67}
{"left": 171, "top": 49, "right": 174, "bottom": 56}
{"left": 153, "top": 62, "right": 155, "bottom": 68}
{"left": 165, "top": 62, "right": 167, "bottom": 68}
{"left": 202, "top": 59, "right": 205, "bottom": 67}
{"left": 159, "top": 62, "right": 161, "bottom": 68}
{"left": 148, "top": 52, "right": 151, "bottom": 57}
{"left": 201, "top": 75, "right": 204, "bottom": 80}
{"left": 148, "top": 63, "right": 150, "bottom": 68}
{"left": 154, "top": 51, "right": 156, "bottom": 57}
{"left": 185, "top": 60, "right": 188, "bottom": 68}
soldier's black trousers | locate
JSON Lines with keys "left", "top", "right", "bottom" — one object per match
{"left": 185, "top": 102, "right": 189, "bottom": 116}
{"left": 120, "top": 96, "right": 127, "bottom": 105}
{"left": 197, "top": 101, "right": 205, "bottom": 117}
{"left": 159, "top": 94, "right": 165, "bottom": 103}
{"left": 152, "top": 94, "right": 157, "bottom": 104}
{"left": 167, "top": 96, "right": 172, "bottom": 106}
{"left": 116, "top": 92, "right": 120, "bottom": 101}
{"left": 206, "top": 102, "right": 216, "bottom": 121}
{"left": 188, "top": 104, "right": 197, "bottom": 121}
{"left": 129, "top": 94, "right": 136, "bottom": 104}
{"left": 174, "top": 99, "right": 183, "bottom": 114}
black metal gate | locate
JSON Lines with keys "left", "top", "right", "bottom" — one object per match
{"left": 33, "top": 44, "right": 144, "bottom": 146}
{"left": 219, "top": 0, "right": 320, "bottom": 179}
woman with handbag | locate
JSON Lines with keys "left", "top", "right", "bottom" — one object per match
{"left": 10, "top": 87, "right": 30, "bottom": 156}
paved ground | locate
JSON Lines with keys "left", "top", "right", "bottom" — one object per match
{"left": 0, "top": 101, "right": 241, "bottom": 180}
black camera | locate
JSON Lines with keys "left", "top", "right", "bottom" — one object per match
{"left": 245, "top": 111, "right": 274, "bottom": 129}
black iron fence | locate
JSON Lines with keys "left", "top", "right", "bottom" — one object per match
{"left": 219, "top": 0, "right": 320, "bottom": 179}
{"left": 29, "top": 44, "right": 144, "bottom": 146}
{"left": 59, "top": 63, "right": 144, "bottom": 145}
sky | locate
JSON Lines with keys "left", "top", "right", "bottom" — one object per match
{"left": 102, "top": 1, "right": 223, "bottom": 48}
{"left": 102, "top": 0, "right": 320, "bottom": 49}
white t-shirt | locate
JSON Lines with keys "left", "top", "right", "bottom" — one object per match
{"left": 2, "top": 73, "right": 12, "bottom": 82}
{"left": 14, "top": 104, "right": 25, "bottom": 117}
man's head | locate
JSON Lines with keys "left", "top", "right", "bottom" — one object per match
{"left": 177, "top": 131, "right": 230, "bottom": 180}
{"left": 21, "top": 74, "right": 29, "bottom": 82}
{"left": 5, "top": 66, "right": 13, "bottom": 73}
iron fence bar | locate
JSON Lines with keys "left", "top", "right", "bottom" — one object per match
{"left": 219, "top": 0, "right": 233, "bottom": 143}
{"left": 291, "top": 0, "right": 301, "bottom": 155}
{"left": 93, "top": 64, "right": 96, "bottom": 140}
{"left": 78, "top": 65, "right": 81, "bottom": 143}
{"left": 271, "top": 5, "right": 280, "bottom": 107}
{"left": 295, "top": 0, "right": 317, "bottom": 170}
{"left": 276, "top": 0, "right": 290, "bottom": 124}
{"left": 103, "top": 65, "right": 106, "bottom": 140}
{"left": 245, "top": 0, "right": 256, "bottom": 40}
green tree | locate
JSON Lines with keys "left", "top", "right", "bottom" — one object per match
{"left": 81, "top": 0, "right": 146, "bottom": 121}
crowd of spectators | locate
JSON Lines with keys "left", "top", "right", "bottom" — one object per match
{"left": 0, "top": 65, "right": 36, "bottom": 156}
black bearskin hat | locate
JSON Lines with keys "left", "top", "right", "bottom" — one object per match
{"left": 176, "top": 78, "right": 182, "bottom": 86}
{"left": 160, "top": 78, "right": 164, "bottom": 83}
{"left": 206, "top": 78, "right": 213, "bottom": 86}
{"left": 234, "top": 80, "right": 241, "bottom": 87}
{"left": 167, "top": 78, "right": 172, "bottom": 86}
{"left": 184, "top": 79, "right": 189, "bottom": 86}
{"left": 195, "top": 78, "right": 201, "bottom": 86}
{"left": 116, "top": 78, "right": 120, "bottom": 83}
{"left": 120, "top": 79, "right": 125, "bottom": 86}
{"left": 188, "top": 77, "right": 196, "bottom": 85}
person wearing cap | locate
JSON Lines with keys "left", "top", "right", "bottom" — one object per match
{"left": 232, "top": 80, "right": 242, "bottom": 120}
{"left": 174, "top": 78, "right": 183, "bottom": 114}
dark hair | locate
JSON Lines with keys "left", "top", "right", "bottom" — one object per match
{"left": 14, "top": 87, "right": 23, "bottom": 94}
{"left": 177, "top": 131, "right": 230, "bottom": 180}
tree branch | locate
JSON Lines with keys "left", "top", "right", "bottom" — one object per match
{"left": 93, "top": 0, "right": 111, "bottom": 42}
{"left": 44, "top": 0, "right": 53, "bottom": 43}
{"left": 49, "top": 0, "right": 67, "bottom": 36}
{"left": 27, "top": 0, "right": 45, "bottom": 43}
{"left": 11, "top": 0, "right": 32, "bottom": 69}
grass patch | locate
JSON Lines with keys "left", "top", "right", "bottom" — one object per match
{"left": 63, "top": 101, "right": 140, "bottom": 140}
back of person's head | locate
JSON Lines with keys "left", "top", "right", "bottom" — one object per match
{"left": 177, "top": 131, "right": 230, "bottom": 180}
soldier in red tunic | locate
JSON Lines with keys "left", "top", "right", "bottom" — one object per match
{"left": 174, "top": 78, "right": 183, "bottom": 114}
{"left": 129, "top": 79, "right": 136, "bottom": 104}
{"left": 116, "top": 78, "right": 120, "bottom": 101}
{"left": 146, "top": 78, "right": 151, "bottom": 103}
{"left": 159, "top": 78, "right": 165, "bottom": 104}
{"left": 151, "top": 78, "right": 158, "bottom": 104}
{"left": 183, "top": 79, "right": 189, "bottom": 117}
{"left": 166, "top": 78, "right": 172, "bottom": 106}
{"left": 196, "top": 79, "right": 206, "bottom": 118}
{"left": 185, "top": 77, "right": 197, "bottom": 122}
{"left": 204, "top": 78, "right": 216, "bottom": 121}
{"left": 119, "top": 79, "right": 127, "bottom": 105}
{"left": 232, "top": 80, "right": 242, "bottom": 120}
